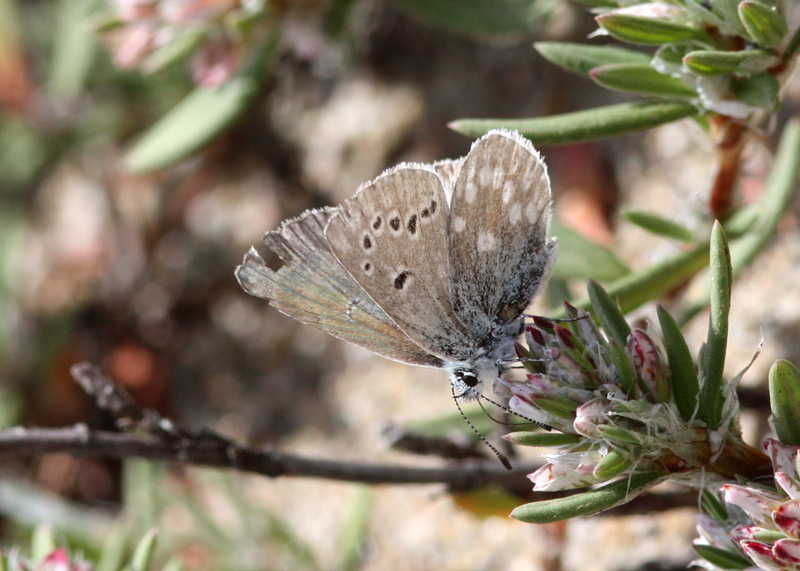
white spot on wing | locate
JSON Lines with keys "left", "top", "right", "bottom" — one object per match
{"left": 452, "top": 216, "right": 466, "bottom": 232}
{"left": 477, "top": 231, "right": 496, "bottom": 252}
{"left": 502, "top": 179, "right": 514, "bottom": 203}
{"left": 465, "top": 183, "right": 478, "bottom": 204}
{"left": 525, "top": 200, "right": 542, "bottom": 223}
{"left": 479, "top": 164, "right": 493, "bottom": 187}
{"left": 509, "top": 203, "right": 521, "bottom": 224}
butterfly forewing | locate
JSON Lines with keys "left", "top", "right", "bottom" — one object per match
{"left": 235, "top": 208, "right": 443, "bottom": 367}
{"left": 447, "top": 131, "right": 558, "bottom": 332}
{"left": 326, "top": 165, "right": 478, "bottom": 362}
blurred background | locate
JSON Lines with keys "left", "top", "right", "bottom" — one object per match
{"left": 1, "top": 0, "right": 800, "bottom": 569}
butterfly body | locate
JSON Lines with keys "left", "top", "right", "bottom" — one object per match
{"left": 237, "top": 129, "right": 557, "bottom": 398}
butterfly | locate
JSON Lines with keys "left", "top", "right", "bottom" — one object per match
{"left": 236, "top": 129, "right": 557, "bottom": 398}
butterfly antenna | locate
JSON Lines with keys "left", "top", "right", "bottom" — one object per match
{"left": 522, "top": 314, "right": 589, "bottom": 324}
{"left": 451, "top": 384, "right": 512, "bottom": 470}
{"left": 478, "top": 390, "right": 552, "bottom": 431}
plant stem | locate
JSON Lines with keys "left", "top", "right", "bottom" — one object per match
{"left": 709, "top": 116, "right": 747, "bottom": 220}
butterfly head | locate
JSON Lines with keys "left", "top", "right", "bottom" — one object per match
{"left": 449, "top": 360, "right": 503, "bottom": 401}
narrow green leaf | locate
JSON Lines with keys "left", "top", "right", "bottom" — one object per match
{"left": 503, "top": 431, "right": 582, "bottom": 447}
{"left": 608, "top": 339, "right": 637, "bottom": 397}
{"left": 47, "top": 0, "right": 103, "bottom": 98}
{"left": 596, "top": 13, "right": 707, "bottom": 45}
{"left": 752, "top": 529, "right": 787, "bottom": 543}
{"left": 739, "top": 1, "right": 788, "bottom": 48}
{"left": 535, "top": 42, "right": 650, "bottom": 77}
{"left": 511, "top": 471, "right": 666, "bottom": 523}
{"left": 551, "top": 221, "right": 630, "bottom": 281}
{"left": 730, "top": 72, "right": 780, "bottom": 108}
{"left": 565, "top": 243, "right": 709, "bottom": 318}
{"left": 450, "top": 102, "right": 701, "bottom": 146}
{"left": 654, "top": 44, "right": 697, "bottom": 70}
{"left": 385, "top": 0, "right": 539, "bottom": 38}
{"left": 336, "top": 486, "right": 371, "bottom": 571}
{"left": 95, "top": 521, "right": 131, "bottom": 571}
{"left": 657, "top": 305, "right": 700, "bottom": 421}
{"left": 624, "top": 210, "right": 694, "bottom": 241}
{"left": 130, "top": 528, "right": 159, "bottom": 571}
{"left": 596, "top": 425, "right": 642, "bottom": 445}
{"left": 700, "top": 489, "right": 728, "bottom": 521}
{"left": 161, "top": 559, "right": 185, "bottom": 571}
{"left": 125, "top": 59, "right": 266, "bottom": 172}
{"left": 587, "top": 279, "right": 631, "bottom": 346}
{"left": 141, "top": 29, "right": 207, "bottom": 74}
{"left": 533, "top": 394, "right": 581, "bottom": 420}
{"left": 593, "top": 449, "right": 634, "bottom": 480}
{"left": 590, "top": 63, "right": 697, "bottom": 98}
{"left": 31, "top": 524, "right": 57, "bottom": 564}
{"left": 693, "top": 544, "right": 751, "bottom": 570}
{"left": 683, "top": 48, "right": 779, "bottom": 76}
{"left": 698, "top": 222, "right": 731, "bottom": 429}
{"left": 679, "top": 120, "right": 800, "bottom": 323}
{"left": 460, "top": 102, "right": 701, "bottom": 145}
{"left": 769, "top": 360, "right": 800, "bottom": 445}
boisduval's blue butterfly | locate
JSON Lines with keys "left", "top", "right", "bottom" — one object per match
{"left": 236, "top": 129, "right": 557, "bottom": 398}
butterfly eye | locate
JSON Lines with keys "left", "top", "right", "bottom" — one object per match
{"left": 462, "top": 371, "right": 479, "bottom": 387}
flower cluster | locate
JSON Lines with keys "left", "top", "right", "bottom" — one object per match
{"left": 504, "top": 298, "right": 766, "bottom": 498}
{"left": 695, "top": 439, "right": 800, "bottom": 570}
{"left": 99, "top": 0, "right": 266, "bottom": 86}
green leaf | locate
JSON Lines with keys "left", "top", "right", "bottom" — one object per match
{"left": 679, "top": 120, "right": 800, "bottom": 323}
{"left": 608, "top": 339, "right": 637, "bottom": 397}
{"left": 511, "top": 471, "right": 666, "bottom": 523}
{"left": 739, "top": 1, "right": 788, "bottom": 48}
{"left": 550, "top": 221, "right": 629, "bottom": 282}
{"left": 141, "top": 29, "right": 207, "bottom": 74}
{"left": 654, "top": 44, "right": 697, "bottom": 70}
{"left": 596, "top": 13, "right": 707, "bottom": 45}
{"left": 700, "top": 488, "right": 728, "bottom": 521}
{"left": 385, "top": 0, "right": 541, "bottom": 38}
{"left": 535, "top": 42, "right": 650, "bottom": 77}
{"left": 449, "top": 101, "right": 701, "bottom": 145}
{"left": 47, "top": 0, "right": 103, "bottom": 98}
{"left": 593, "top": 449, "right": 634, "bottom": 480}
{"left": 587, "top": 279, "right": 631, "bottom": 346}
{"left": 752, "top": 529, "right": 787, "bottom": 543}
{"left": 624, "top": 210, "right": 694, "bottom": 241}
{"left": 31, "top": 523, "right": 58, "bottom": 565}
{"left": 693, "top": 544, "right": 751, "bottom": 570}
{"left": 590, "top": 63, "right": 697, "bottom": 98}
{"left": 769, "top": 360, "right": 800, "bottom": 445}
{"left": 657, "top": 305, "right": 700, "bottom": 421}
{"left": 596, "top": 425, "right": 642, "bottom": 445}
{"left": 698, "top": 222, "right": 731, "bottom": 429}
{"left": 336, "top": 486, "right": 371, "bottom": 571}
{"left": 684, "top": 0, "right": 747, "bottom": 38}
{"left": 125, "top": 69, "right": 264, "bottom": 172}
{"left": 566, "top": 243, "right": 709, "bottom": 318}
{"left": 533, "top": 394, "right": 581, "bottom": 420}
{"left": 503, "top": 431, "right": 582, "bottom": 447}
{"left": 730, "top": 72, "right": 779, "bottom": 108}
{"left": 683, "top": 48, "right": 779, "bottom": 76}
{"left": 129, "top": 528, "right": 159, "bottom": 571}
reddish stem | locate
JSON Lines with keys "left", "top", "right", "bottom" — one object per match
{"left": 709, "top": 116, "right": 748, "bottom": 220}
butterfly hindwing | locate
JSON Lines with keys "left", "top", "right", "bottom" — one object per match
{"left": 447, "top": 130, "right": 558, "bottom": 333}
{"left": 235, "top": 208, "right": 443, "bottom": 367}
